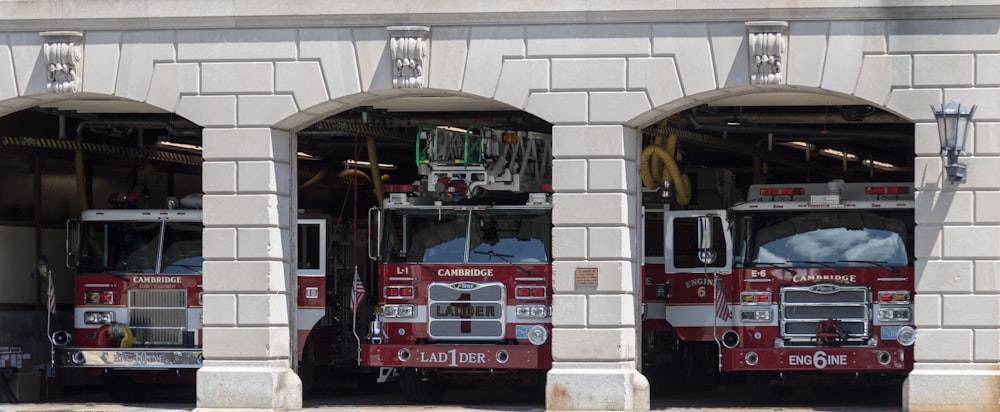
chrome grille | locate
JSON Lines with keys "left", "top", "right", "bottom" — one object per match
{"left": 427, "top": 282, "right": 505, "bottom": 341}
{"left": 780, "top": 284, "right": 870, "bottom": 339}
{"left": 128, "top": 289, "right": 187, "bottom": 346}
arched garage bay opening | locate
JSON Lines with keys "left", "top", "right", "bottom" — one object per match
{"left": 637, "top": 91, "right": 915, "bottom": 405}
{"left": 291, "top": 97, "right": 554, "bottom": 404}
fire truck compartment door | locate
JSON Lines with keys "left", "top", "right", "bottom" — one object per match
{"left": 663, "top": 210, "right": 732, "bottom": 273}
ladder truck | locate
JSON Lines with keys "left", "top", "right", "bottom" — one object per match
{"left": 361, "top": 125, "right": 554, "bottom": 403}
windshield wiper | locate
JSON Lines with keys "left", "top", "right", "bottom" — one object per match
{"left": 474, "top": 249, "right": 514, "bottom": 261}
{"left": 786, "top": 260, "right": 848, "bottom": 275}
{"left": 837, "top": 260, "right": 899, "bottom": 273}
{"left": 473, "top": 250, "right": 532, "bottom": 274}
{"left": 752, "top": 261, "right": 794, "bottom": 274}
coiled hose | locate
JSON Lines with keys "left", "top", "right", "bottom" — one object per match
{"left": 641, "top": 133, "right": 691, "bottom": 206}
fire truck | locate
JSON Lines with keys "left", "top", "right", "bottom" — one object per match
{"left": 643, "top": 172, "right": 916, "bottom": 401}
{"left": 361, "top": 125, "right": 553, "bottom": 403}
{"left": 52, "top": 193, "right": 366, "bottom": 400}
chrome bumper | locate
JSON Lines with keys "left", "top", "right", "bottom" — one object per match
{"left": 57, "top": 347, "right": 203, "bottom": 369}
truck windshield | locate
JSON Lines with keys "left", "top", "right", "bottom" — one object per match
{"left": 383, "top": 209, "right": 551, "bottom": 264}
{"left": 78, "top": 220, "right": 203, "bottom": 274}
{"left": 735, "top": 211, "right": 913, "bottom": 268}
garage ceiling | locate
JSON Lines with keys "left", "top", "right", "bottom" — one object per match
{"left": 2, "top": 93, "right": 915, "bottom": 200}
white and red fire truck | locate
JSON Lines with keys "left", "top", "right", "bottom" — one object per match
{"left": 644, "top": 177, "right": 915, "bottom": 401}
{"left": 361, "top": 125, "right": 553, "bottom": 403}
{"left": 52, "top": 193, "right": 362, "bottom": 400}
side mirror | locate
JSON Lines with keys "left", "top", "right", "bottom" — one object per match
{"left": 38, "top": 257, "right": 51, "bottom": 278}
{"left": 368, "top": 207, "right": 382, "bottom": 261}
{"left": 697, "top": 216, "right": 717, "bottom": 265}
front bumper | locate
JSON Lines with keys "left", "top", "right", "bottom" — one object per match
{"left": 362, "top": 343, "right": 551, "bottom": 370}
{"left": 724, "top": 346, "right": 911, "bottom": 372}
{"left": 56, "top": 347, "right": 203, "bottom": 369}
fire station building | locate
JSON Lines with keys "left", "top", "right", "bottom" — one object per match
{"left": 1, "top": 2, "right": 998, "bottom": 411}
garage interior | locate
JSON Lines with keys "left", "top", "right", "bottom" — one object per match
{"left": 0, "top": 93, "right": 914, "bottom": 402}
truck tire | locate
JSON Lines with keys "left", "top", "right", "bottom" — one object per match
{"left": 745, "top": 372, "right": 775, "bottom": 404}
{"left": 106, "top": 375, "right": 147, "bottom": 403}
{"left": 299, "top": 339, "right": 317, "bottom": 397}
{"left": 399, "top": 368, "right": 445, "bottom": 404}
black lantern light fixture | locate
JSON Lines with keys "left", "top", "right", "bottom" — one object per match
{"left": 931, "top": 100, "right": 976, "bottom": 183}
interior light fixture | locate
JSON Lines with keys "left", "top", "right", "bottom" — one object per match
{"left": 158, "top": 141, "right": 202, "bottom": 151}
{"left": 343, "top": 159, "right": 398, "bottom": 171}
{"left": 438, "top": 126, "right": 468, "bottom": 134}
{"left": 297, "top": 151, "right": 319, "bottom": 160}
{"left": 862, "top": 159, "right": 896, "bottom": 171}
{"left": 819, "top": 148, "right": 858, "bottom": 161}
{"left": 777, "top": 141, "right": 815, "bottom": 150}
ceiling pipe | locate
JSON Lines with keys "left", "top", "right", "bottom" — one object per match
{"left": 74, "top": 119, "right": 201, "bottom": 141}
{"left": 692, "top": 111, "right": 907, "bottom": 125}
{"left": 688, "top": 123, "right": 910, "bottom": 141}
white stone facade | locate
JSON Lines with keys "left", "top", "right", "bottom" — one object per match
{"left": 2, "top": 2, "right": 1000, "bottom": 411}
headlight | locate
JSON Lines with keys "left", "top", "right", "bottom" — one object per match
{"left": 879, "top": 307, "right": 911, "bottom": 322}
{"left": 381, "top": 304, "right": 414, "bottom": 318}
{"left": 739, "top": 308, "right": 772, "bottom": 322}
{"left": 527, "top": 325, "right": 548, "bottom": 345}
{"left": 83, "top": 311, "right": 115, "bottom": 324}
{"left": 516, "top": 305, "right": 551, "bottom": 319}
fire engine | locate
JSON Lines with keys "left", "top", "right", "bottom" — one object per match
{"left": 642, "top": 162, "right": 916, "bottom": 400}
{"left": 51, "top": 193, "right": 365, "bottom": 401}
{"left": 361, "top": 125, "right": 553, "bottom": 403}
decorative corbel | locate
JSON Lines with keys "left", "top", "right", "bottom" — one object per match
{"left": 41, "top": 31, "right": 84, "bottom": 93}
{"left": 388, "top": 26, "right": 430, "bottom": 89}
{"left": 746, "top": 22, "right": 787, "bottom": 85}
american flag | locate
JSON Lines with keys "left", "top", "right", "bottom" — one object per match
{"left": 714, "top": 278, "right": 731, "bottom": 321}
{"left": 47, "top": 274, "right": 56, "bottom": 315}
{"left": 350, "top": 267, "right": 366, "bottom": 314}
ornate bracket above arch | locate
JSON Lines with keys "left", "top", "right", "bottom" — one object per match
{"left": 40, "top": 31, "right": 84, "bottom": 93}
{"left": 388, "top": 26, "right": 430, "bottom": 89}
{"left": 746, "top": 21, "right": 787, "bottom": 85}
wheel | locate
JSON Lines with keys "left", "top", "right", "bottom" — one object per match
{"left": 105, "top": 375, "right": 147, "bottom": 403}
{"left": 745, "top": 372, "right": 776, "bottom": 404}
{"left": 667, "top": 342, "right": 717, "bottom": 392}
{"left": 690, "top": 343, "right": 719, "bottom": 390}
{"left": 399, "top": 368, "right": 445, "bottom": 404}
{"left": 299, "top": 340, "right": 317, "bottom": 397}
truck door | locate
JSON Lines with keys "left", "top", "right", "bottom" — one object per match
{"left": 661, "top": 210, "right": 733, "bottom": 342}
{"left": 663, "top": 210, "right": 731, "bottom": 273}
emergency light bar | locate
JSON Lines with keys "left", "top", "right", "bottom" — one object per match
{"left": 384, "top": 184, "right": 418, "bottom": 193}
{"left": 759, "top": 187, "right": 805, "bottom": 196}
{"left": 384, "top": 285, "right": 415, "bottom": 299}
{"left": 515, "top": 285, "right": 547, "bottom": 299}
{"left": 865, "top": 186, "right": 910, "bottom": 195}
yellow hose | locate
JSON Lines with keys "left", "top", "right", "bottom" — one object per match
{"left": 119, "top": 325, "right": 133, "bottom": 348}
{"left": 338, "top": 169, "right": 373, "bottom": 185}
{"left": 299, "top": 167, "right": 329, "bottom": 191}
{"left": 366, "top": 137, "right": 385, "bottom": 209}
{"left": 640, "top": 133, "right": 691, "bottom": 206}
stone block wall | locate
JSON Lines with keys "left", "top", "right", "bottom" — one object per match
{"left": 1, "top": 3, "right": 1000, "bottom": 411}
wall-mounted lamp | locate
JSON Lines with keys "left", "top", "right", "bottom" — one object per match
{"left": 931, "top": 100, "right": 976, "bottom": 183}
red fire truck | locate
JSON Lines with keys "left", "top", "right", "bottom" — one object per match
{"left": 52, "top": 193, "right": 363, "bottom": 400}
{"left": 361, "top": 125, "right": 553, "bottom": 403}
{"left": 644, "top": 178, "right": 916, "bottom": 401}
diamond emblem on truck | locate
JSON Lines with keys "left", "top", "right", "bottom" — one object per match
{"left": 449, "top": 282, "right": 481, "bottom": 290}
{"left": 809, "top": 284, "right": 841, "bottom": 294}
